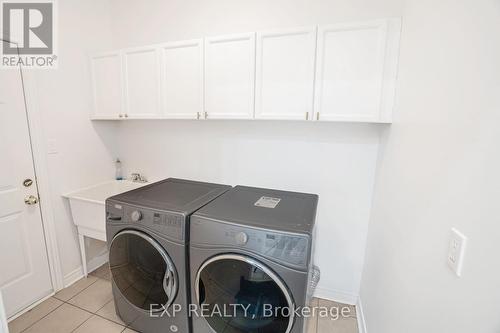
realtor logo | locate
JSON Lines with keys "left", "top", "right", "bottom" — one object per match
{"left": 1, "top": 0, "right": 57, "bottom": 68}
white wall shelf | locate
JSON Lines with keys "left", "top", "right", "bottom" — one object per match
{"left": 90, "top": 18, "right": 401, "bottom": 123}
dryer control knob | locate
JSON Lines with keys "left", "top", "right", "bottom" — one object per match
{"left": 235, "top": 232, "right": 248, "bottom": 245}
{"left": 131, "top": 210, "right": 142, "bottom": 222}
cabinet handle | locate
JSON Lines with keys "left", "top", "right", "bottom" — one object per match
{"left": 204, "top": 112, "right": 208, "bottom": 119}
{"left": 124, "top": 114, "right": 128, "bottom": 118}
{"left": 316, "top": 112, "right": 320, "bottom": 121}
{"left": 119, "top": 114, "right": 123, "bottom": 118}
{"left": 305, "top": 112, "right": 309, "bottom": 120}
{"left": 196, "top": 112, "right": 200, "bottom": 120}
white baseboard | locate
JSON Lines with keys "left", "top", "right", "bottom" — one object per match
{"left": 63, "top": 266, "right": 84, "bottom": 288}
{"left": 356, "top": 297, "right": 367, "bottom": 333}
{"left": 313, "top": 286, "right": 358, "bottom": 305}
{"left": 62, "top": 252, "right": 109, "bottom": 288}
{"left": 6, "top": 293, "right": 54, "bottom": 322}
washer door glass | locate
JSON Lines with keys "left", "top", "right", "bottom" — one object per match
{"left": 109, "top": 230, "right": 177, "bottom": 311}
{"left": 196, "top": 254, "right": 294, "bottom": 333}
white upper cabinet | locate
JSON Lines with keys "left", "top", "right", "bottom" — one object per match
{"left": 90, "top": 52, "right": 123, "bottom": 119}
{"left": 123, "top": 46, "right": 162, "bottom": 118}
{"left": 314, "top": 19, "right": 401, "bottom": 122}
{"left": 160, "top": 39, "right": 203, "bottom": 119}
{"left": 90, "top": 18, "right": 401, "bottom": 123}
{"left": 204, "top": 33, "right": 256, "bottom": 119}
{"left": 255, "top": 27, "right": 317, "bottom": 120}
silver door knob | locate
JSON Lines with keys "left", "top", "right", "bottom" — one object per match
{"left": 24, "top": 195, "right": 39, "bottom": 205}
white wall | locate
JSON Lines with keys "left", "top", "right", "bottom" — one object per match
{"left": 117, "top": 120, "right": 380, "bottom": 301}
{"left": 109, "top": 0, "right": 403, "bottom": 49}
{"left": 105, "top": 0, "right": 404, "bottom": 301}
{"left": 34, "top": 0, "right": 117, "bottom": 282}
{"left": 360, "top": 0, "right": 500, "bottom": 331}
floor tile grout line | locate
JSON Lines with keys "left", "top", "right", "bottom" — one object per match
{"left": 17, "top": 300, "right": 65, "bottom": 333}
{"left": 60, "top": 298, "right": 125, "bottom": 329}
{"left": 61, "top": 297, "right": 111, "bottom": 316}
{"left": 69, "top": 312, "right": 93, "bottom": 333}
{"left": 64, "top": 276, "right": 112, "bottom": 309}
{"left": 14, "top": 268, "right": 117, "bottom": 333}
{"left": 94, "top": 297, "right": 113, "bottom": 314}
{"left": 53, "top": 276, "right": 100, "bottom": 303}
{"left": 55, "top": 274, "right": 123, "bottom": 327}
{"left": 60, "top": 299, "right": 96, "bottom": 316}
{"left": 91, "top": 311, "right": 126, "bottom": 327}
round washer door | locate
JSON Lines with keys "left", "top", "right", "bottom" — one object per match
{"left": 109, "top": 230, "right": 178, "bottom": 312}
{"left": 196, "top": 254, "right": 295, "bottom": 333}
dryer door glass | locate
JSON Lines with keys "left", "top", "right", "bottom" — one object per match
{"left": 196, "top": 254, "right": 294, "bottom": 333}
{"left": 109, "top": 230, "right": 177, "bottom": 312}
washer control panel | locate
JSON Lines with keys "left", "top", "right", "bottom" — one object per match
{"left": 106, "top": 202, "right": 184, "bottom": 241}
{"left": 191, "top": 217, "right": 310, "bottom": 270}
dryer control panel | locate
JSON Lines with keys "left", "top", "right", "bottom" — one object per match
{"left": 191, "top": 217, "right": 310, "bottom": 271}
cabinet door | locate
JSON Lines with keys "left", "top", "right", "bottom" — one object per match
{"left": 204, "top": 33, "right": 255, "bottom": 119}
{"left": 161, "top": 39, "right": 203, "bottom": 119}
{"left": 90, "top": 52, "right": 123, "bottom": 119}
{"left": 123, "top": 46, "right": 162, "bottom": 118}
{"left": 314, "top": 19, "right": 400, "bottom": 122}
{"left": 255, "top": 27, "right": 316, "bottom": 120}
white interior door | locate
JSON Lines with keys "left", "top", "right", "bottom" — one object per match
{"left": 0, "top": 40, "right": 53, "bottom": 319}
{"left": 204, "top": 33, "right": 256, "bottom": 119}
{"left": 161, "top": 39, "right": 204, "bottom": 119}
{"left": 255, "top": 27, "right": 317, "bottom": 120}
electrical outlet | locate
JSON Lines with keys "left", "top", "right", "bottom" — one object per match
{"left": 447, "top": 228, "right": 467, "bottom": 277}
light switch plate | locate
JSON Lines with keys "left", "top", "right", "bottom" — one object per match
{"left": 447, "top": 228, "right": 467, "bottom": 277}
{"left": 47, "top": 139, "right": 58, "bottom": 154}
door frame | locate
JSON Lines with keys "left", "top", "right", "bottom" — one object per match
{"left": 1, "top": 37, "right": 64, "bottom": 300}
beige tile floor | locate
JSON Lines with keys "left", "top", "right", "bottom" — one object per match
{"left": 9, "top": 264, "right": 358, "bottom": 333}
